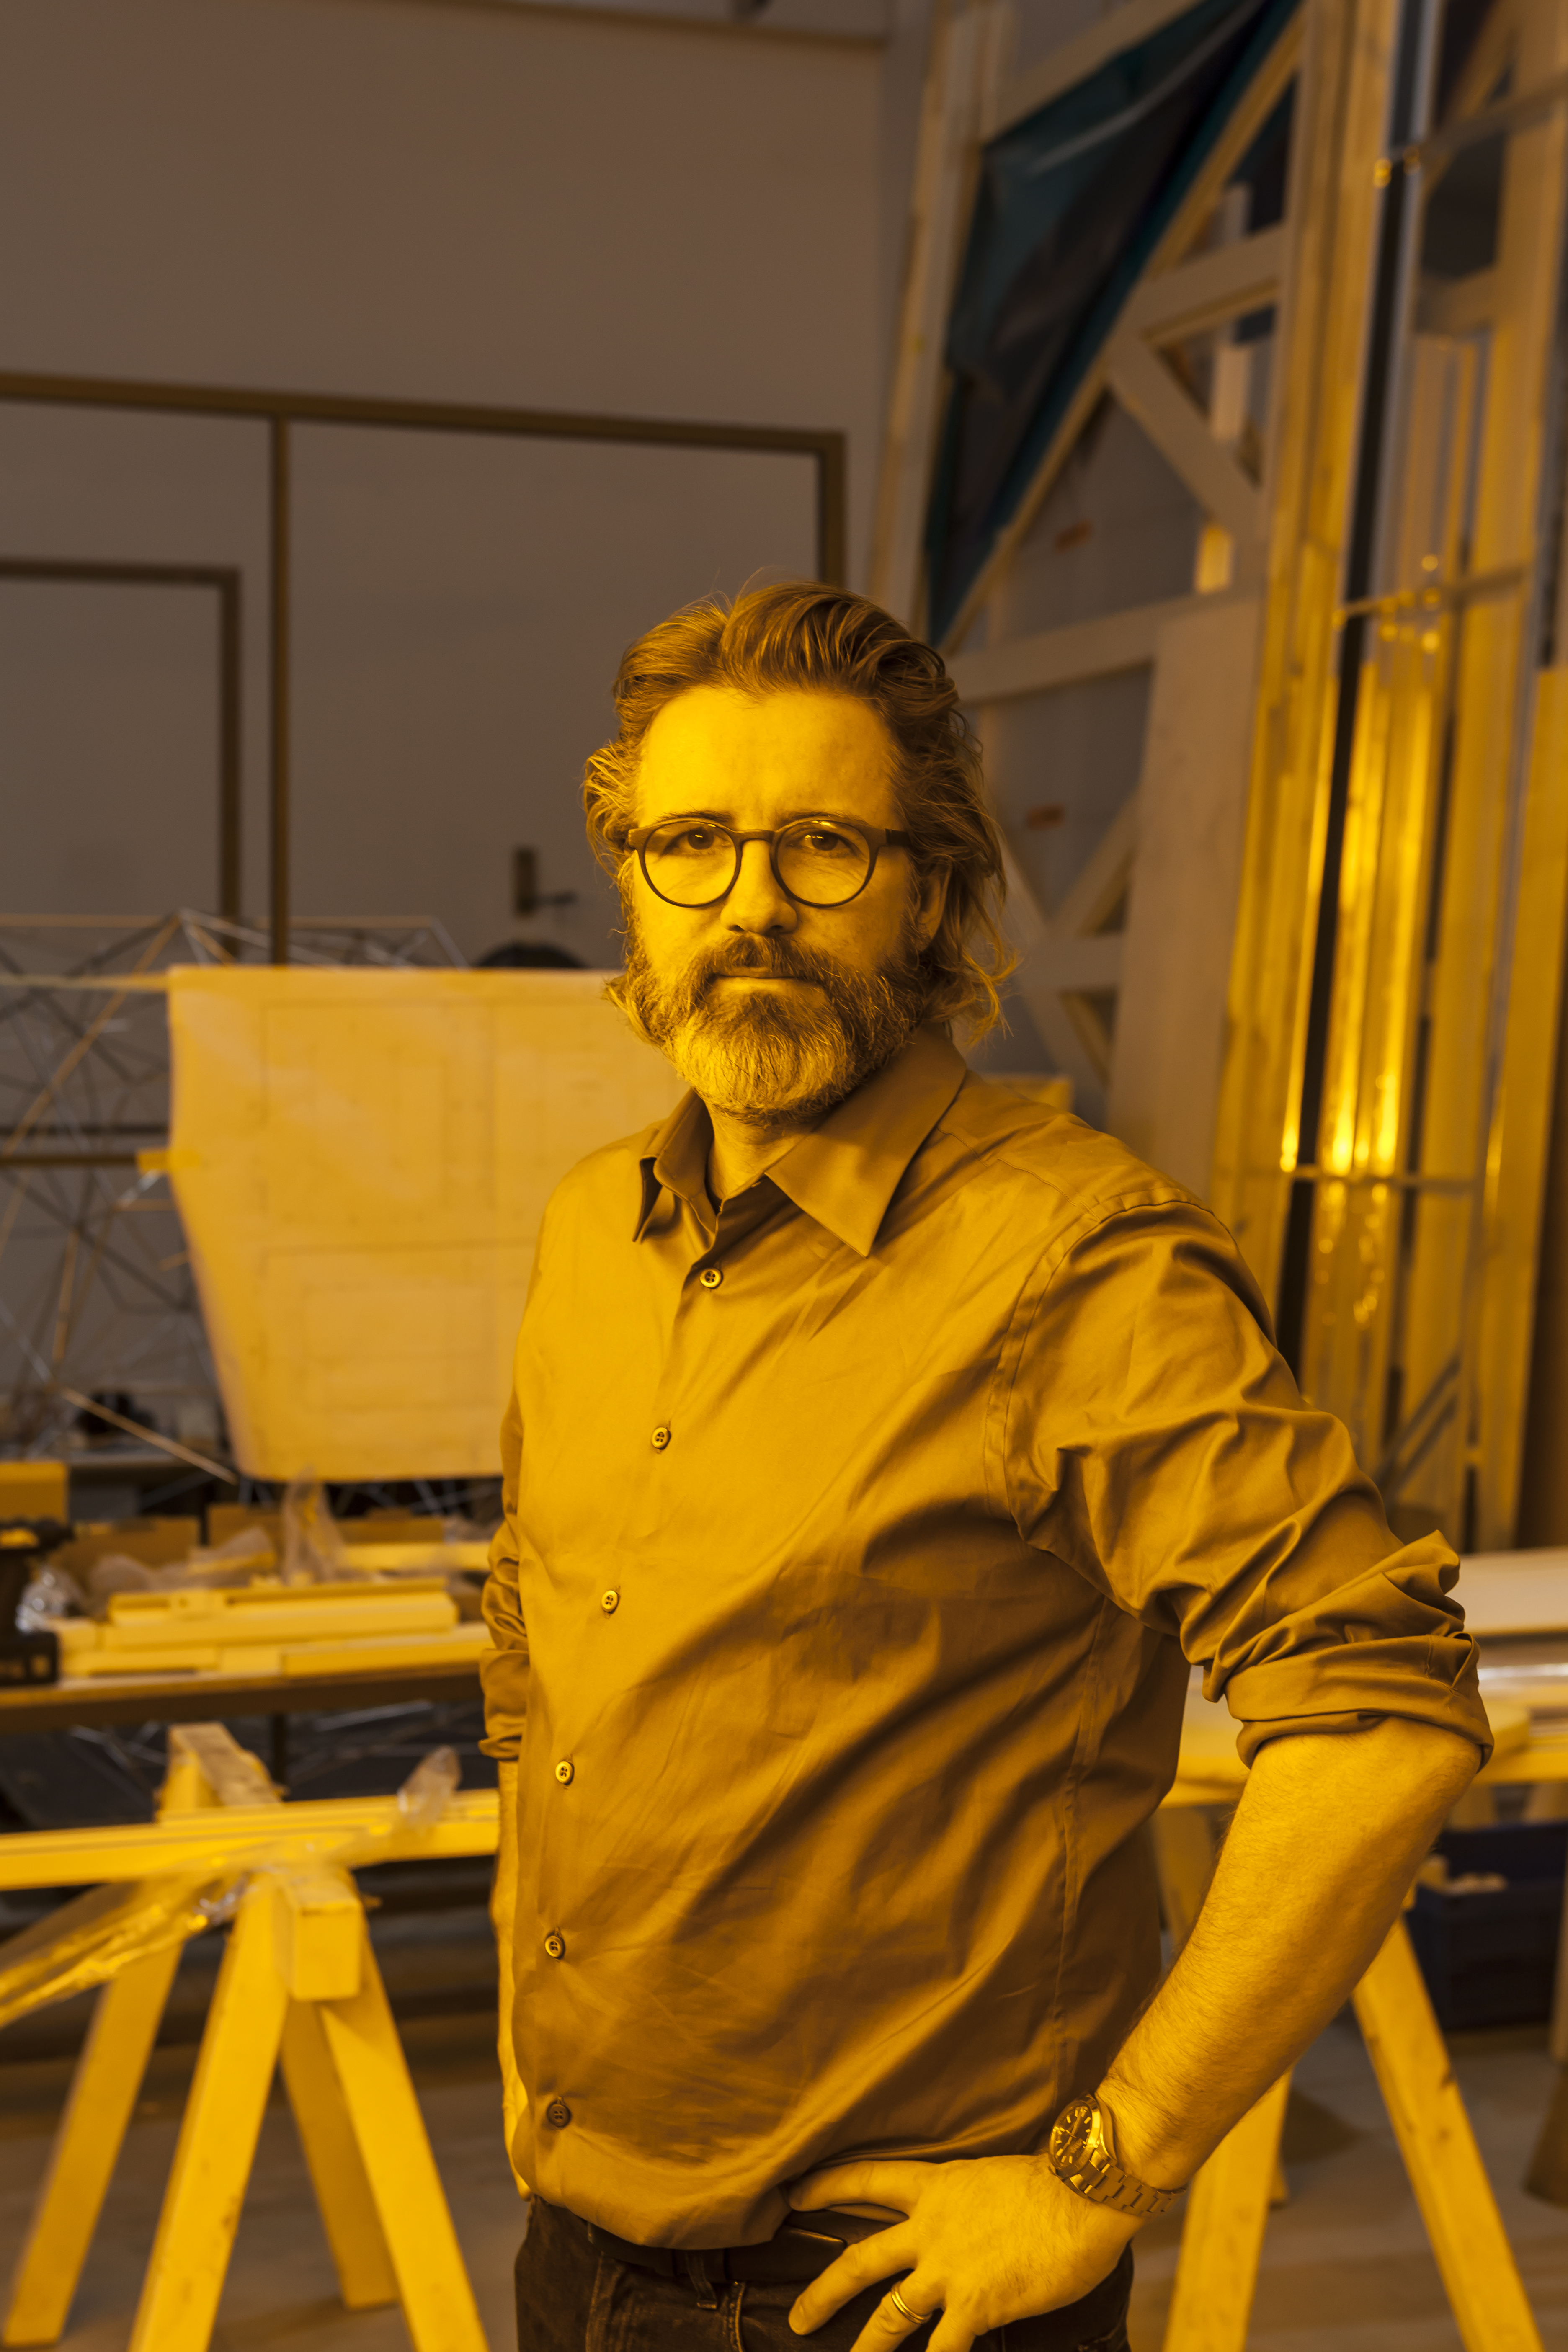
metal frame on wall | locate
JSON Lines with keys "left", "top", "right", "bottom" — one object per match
{"left": 0, "top": 371, "right": 848, "bottom": 964}
{"left": 0, "top": 559, "right": 243, "bottom": 921}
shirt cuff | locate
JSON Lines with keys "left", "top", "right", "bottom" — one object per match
{"left": 1225, "top": 1637, "right": 1492, "bottom": 1767}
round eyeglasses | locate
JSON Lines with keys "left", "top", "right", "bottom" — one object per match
{"left": 626, "top": 817, "right": 913, "bottom": 910}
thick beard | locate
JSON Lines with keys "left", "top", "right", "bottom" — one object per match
{"left": 612, "top": 909, "right": 932, "bottom": 1130}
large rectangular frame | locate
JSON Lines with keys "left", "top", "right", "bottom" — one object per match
{"left": 0, "top": 371, "right": 848, "bottom": 961}
{"left": 0, "top": 558, "right": 242, "bottom": 919}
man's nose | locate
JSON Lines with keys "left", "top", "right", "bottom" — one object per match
{"left": 724, "top": 837, "right": 798, "bottom": 934}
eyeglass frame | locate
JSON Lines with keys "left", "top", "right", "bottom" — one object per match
{"left": 624, "top": 815, "right": 915, "bottom": 910}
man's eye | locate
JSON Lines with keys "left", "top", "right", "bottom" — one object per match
{"left": 668, "top": 826, "right": 719, "bottom": 854}
{"left": 798, "top": 827, "right": 858, "bottom": 856}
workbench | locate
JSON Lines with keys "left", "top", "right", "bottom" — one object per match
{"left": 0, "top": 1655, "right": 482, "bottom": 1737}
{"left": 0, "top": 1653, "right": 484, "bottom": 1804}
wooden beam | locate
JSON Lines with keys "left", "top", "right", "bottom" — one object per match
{"left": 1058, "top": 795, "right": 1140, "bottom": 938}
{"left": 949, "top": 587, "right": 1251, "bottom": 704}
{"left": 279, "top": 2001, "right": 400, "bottom": 2312}
{"left": 1354, "top": 1920, "right": 1544, "bottom": 2352}
{"left": 127, "top": 1884, "right": 293, "bottom": 2352}
{"left": 0, "top": 1789, "right": 500, "bottom": 1889}
{"left": 1163, "top": 2073, "right": 1293, "bottom": 2352}
{"left": 992, "top": 0, "right": 1209, "bottom": 134}
{"left": 871, "top": 1, "right": 993, "bottom": 628}
{"left": 316, "top": 1929, "right": 490, "bottom": 2352}
{"left": 1123, "top": 225, "right": 1288, "bottom": 342}
{"left": 994, "top": 842, "right": 1108, "bottom": 1096}
{"left": 1417, "top": 268, "right": 1501, "bottom": 337}
{"left": 939, "top": 15, "right": 1300, "bottom": 649}
{"left": 1105, "top": 335, "right": 1267, "bottom": 545}
{"left": 1032, "top": 935, "right": 1124, "bottom": 991}
{"left": 991, "top": 799, "right": 1139, "bottom": 1095}
{"left": 2, "top": 1943, "right": 184, "bottom": 2341}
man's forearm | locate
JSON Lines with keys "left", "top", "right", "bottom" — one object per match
{"left": 1100, "top": 1716, "right": 1478, "bottom": 2190}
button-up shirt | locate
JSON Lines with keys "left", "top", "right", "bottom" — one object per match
{"left": 481, "top": 1027, "right": 1488, "bottom": 2248}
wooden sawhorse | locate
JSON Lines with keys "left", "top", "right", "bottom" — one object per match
{"left": 1, "top": 1725, "right": 499, "bottom": 2352}
{"left": 1153, "top": 1739, "right": 1546, "bottom": 2352}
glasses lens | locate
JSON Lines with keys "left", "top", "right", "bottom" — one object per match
{"left": 642, "top": 821, "right": 737, "bottom": 905}
{"left": 776, "top": 822, "right": 872, "bottom": 905}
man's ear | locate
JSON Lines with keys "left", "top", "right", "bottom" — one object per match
{"left": 915, "top": 862, "right": 950, "bottom": 951}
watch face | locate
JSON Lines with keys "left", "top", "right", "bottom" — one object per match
{"left": 1051, "top": 2098, "right": 1099, "bottom": 2169}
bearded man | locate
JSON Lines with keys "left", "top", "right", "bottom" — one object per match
{"left": 482, "top": 583, "right": 1486, "bottom": 2352}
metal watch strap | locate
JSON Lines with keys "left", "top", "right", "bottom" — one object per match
{"left": 1046, "top": 2094, "right": 1181, "bottom": 2220}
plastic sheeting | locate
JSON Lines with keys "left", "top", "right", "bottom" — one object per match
{"left": 0, "top": 1747, "right": 463, "bottom": 2029}
{"left": 925, "top": 0, "right": 1300, "bottom": 643}
{"left": 0, "top": 1875, "right": 235, "bottom": 2032}
{"left": 165, "top": 967, "right": 682, "bottom": 1481}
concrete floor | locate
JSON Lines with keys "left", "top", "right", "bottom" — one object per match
{"left": 4, "top": 2001, "right": 1568, "bottom": 2350}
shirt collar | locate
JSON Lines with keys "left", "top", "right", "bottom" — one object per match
{"left": 635, "top": 1026, "right": 969, "bottom": 1257}
{"left": 637, "top": 1087, "right": 717, "bottom": 1239}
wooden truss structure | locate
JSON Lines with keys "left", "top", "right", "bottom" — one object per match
{"left": 881, "top": 0, "right": 1568, "bottom": 1547}
{"left": 876, "top": 0, "right": 1300, "bottom": 1159}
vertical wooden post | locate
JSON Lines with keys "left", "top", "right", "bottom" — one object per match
{"left": 1353, "top": 1918, "right": 1543, "bottom": 2352}
{"left": 279, "top": 1999, "right": 398, "bottom": 2309}
{"left": 127, "top": 1882, "right": 291, "bottom": 2352}
{"left": 1162, "top": 2073, "right": 1292, "bottom": 2352}
{"left": 269, "top": 411, "right": 291, "bottom": 967}
{"left": 0, "top": 1726, "right": 248, "bottom": 2346}
{"left": 316, "top": 1922, "right": 489, "bottom": 2352}
{"left": 2, "top": 1940, "right": 186, "bottom": 2347}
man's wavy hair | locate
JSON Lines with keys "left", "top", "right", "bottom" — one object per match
{"left": 583, "top": 581, "right": 1013, "bottom": 1040}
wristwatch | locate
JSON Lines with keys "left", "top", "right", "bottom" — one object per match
{"left": 1046, "top": 2094, "right": 1181, "bottom": 2219}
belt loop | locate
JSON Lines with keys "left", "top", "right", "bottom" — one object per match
{"left": 682, "top": 2249, "right": 721, "bottom": 2309}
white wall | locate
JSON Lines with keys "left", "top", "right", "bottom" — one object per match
{"left": 0, "top": 0, "right": 887, "bottom": 960}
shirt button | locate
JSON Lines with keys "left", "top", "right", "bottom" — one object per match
{"left": 699, "top": 1266, "right": 723, "bottom": 1289}
{"left": 651, "top": 1425, "right": 672, "bottom": 1450}
{"left": 554, "top": 1759, "right": 574, "bottom": 1785}
{"left": 545, "top": 2099, "right": 572, "bottom": 2129}
{"left": 544, "top": 1931, "right": 566, "bottom": 1960}
{"left": 601, "top": 1588, "right": 620, "bottom": 1614}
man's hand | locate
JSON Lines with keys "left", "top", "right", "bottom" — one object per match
{"left": 786, "top": 2156, "right": 1139, "bottom": 2352}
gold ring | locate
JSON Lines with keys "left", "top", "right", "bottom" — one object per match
{"left": 888, "top": 2285, "right": 936, "bottom": 2325}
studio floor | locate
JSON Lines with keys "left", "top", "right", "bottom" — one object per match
{"left": 3, "top": 1974, "right": 1568, "bottom": 2351}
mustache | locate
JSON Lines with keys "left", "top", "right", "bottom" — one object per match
{"left": 692, "top": 936, "right": 850, "bottom": 991}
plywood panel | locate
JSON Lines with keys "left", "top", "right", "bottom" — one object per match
{"left": 167, "top": 967, "right": 683, "bottom": 1479}
{"left": 1109, "top": 594, "right": 1262, "bottom": 1197}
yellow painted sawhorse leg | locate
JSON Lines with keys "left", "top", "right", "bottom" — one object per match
{"left": 1353, "top": 1916, "right": 1542, "bottom": 2352}
{"left": 1161, "top": 2071, "right": 1292, "bottom": 2352}
{"left": 312, "top": 1915, "right": 490, "bottom": 2348}
{"left": 0, "top": 1726, "right": 423, "bottom": 2346}
{"left": 280, "top": 1999, "right": 399, "bottom": 2309}
{"left": 127, "top": 1871, "right": 487, "bottom": 2352}
{"left": 126, "top": 1875, "right": 293, "bottom": 2352}
{"left": 1, "top": 1724, "right": 277, "bottom": 2349}
{"left": 1161, "top": 1916, "right": 1543, "bottom": 2352}
{"left": 2, "top": 1937, "right": 187, "bottom": 2346}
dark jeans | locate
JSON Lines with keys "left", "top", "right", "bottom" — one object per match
{"left": 515, "top": 2197, "right": 1134, "bottom": 2352}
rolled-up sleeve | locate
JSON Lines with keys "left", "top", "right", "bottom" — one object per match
{"left": 1005, "top": 1196, "right": 1492, "bottom": 1765}
{"left": 479, "top": 1381, "right": 529, "bottom": 1761}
